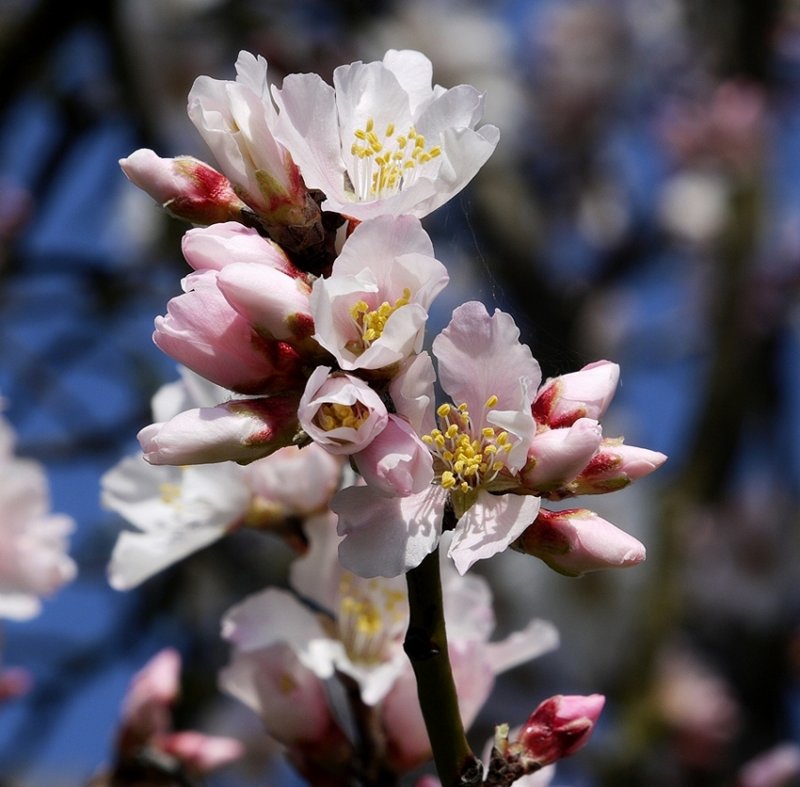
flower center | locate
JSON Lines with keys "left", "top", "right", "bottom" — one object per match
{"left": 314, "top": 401, "right": 369, "bottom": 432}
{"left": 337, "top": 574, "right": 407, "bottom": 665}
{"left": 346, "top": 287, "right": 412, "bottom": 354}
{"left": 349, "top": 117, "right": 442, "bottom": 200}
{"left": 421, "top": 396, "right": 513, "bottom": 494}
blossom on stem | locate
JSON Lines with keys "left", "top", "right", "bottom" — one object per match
{"left": 119, "top": 148, "right": 248, "bottom": 225}
{"left": 297, "top": 366, "right": 388, "bottom": 455}
{"left": 569, "top": 438, "right": 668, "bottom": 495}
{"left": 273, "top": 49, "right": 499, "bottom": 219}
{"left": 137, "top": 394, "right": 300, "bottom": 465}
{"left": 335, "top": 301, "right": 541, "bottom": 577}
{"left": 310, "top": 215, "right": 448, "bottom": 371}
{"left": 187, "top": 51, "right": 326, "bottom": 255}
{"left": 512, "top": 508, "right": 646, "bottom": 577}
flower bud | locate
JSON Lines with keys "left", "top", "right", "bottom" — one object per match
{"left": 571, "top": 438, "right": 667, "bottom": 495}
{"left": 521, "top": 418, "right": 603, "bottom": 493}
{"left": 533, "top": 361, "right": 619, "bottom": 428}
{"left": 512, "top": 508, "right": 646, "bottom": 577}
{"left": 298, "top": 366, "right": 388, "bottom": 455}
{"left": 138, "top": 395, "right": 300, "bottom": 465}
{"left": 119, "top": 148, "right": 248, "bottom": 225}
{"left": 516, "top": 694, "right": 605, "bottom": 766}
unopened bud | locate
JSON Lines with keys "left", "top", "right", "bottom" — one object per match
{"left": 120, "top": 149, "right": 248, "bottom": 225}
{"left": 571, "top": 438, "right": 667, "bottom": 495}
{"left": 516, "top": 694, "right": 605, "bottom": 766}
{"left": 533, "top": 361, "right": 619, "bottom": 428}
{"left": 512, "top": 508, "right": 645, "bottom": 577}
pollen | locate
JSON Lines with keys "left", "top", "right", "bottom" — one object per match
{"left": 347, "top": 288, "right": 412, "bottom": 354}
{"left": 314, "top": 401, "right": 368, "bottom": 432}
{"left": 348, "top": 117, "right": 442, "bottom": 200}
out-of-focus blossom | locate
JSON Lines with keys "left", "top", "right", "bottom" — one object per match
{"left": 512, "top": 508, "right": 646, "bottom": 577}
{"left": 0, "top": 410, "right": 76, "bottom": 620}
{"left": 220, "top": 520, "right": 558, "bottom": 776}
{"left": 119, "top": 148, "right": 248, "bottom": 225}
{"left": 105, "top": 370, "right": 343, "bottom": 588}
{"left": 103, "top": 648, "right": 243, "bottom": 782}
{"left": 737, "top": 743, "right": 800, "bottom": 787}
{"left": 273, "top": 49, "right": 499, "bottom": 220}
{"left": 310, "top": 215, "right": 448, "bottom": 371}
{"left": 297, "top": 366, "right": 388, "bottom": 455}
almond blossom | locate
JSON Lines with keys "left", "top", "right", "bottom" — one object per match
{"left": 272, "top": 49, "right": 499, "bottom": 220}
{"left": 334, "top": 300, "right": 542, "bottom": 577}
{"left": 219, "top": 518, "right": 558, "bottom": 778}
{"left": 310, "top": 214, "right": 448, "bottom": 371}
{"left": 0, "top": 408, "right": 76, "bottom": 619}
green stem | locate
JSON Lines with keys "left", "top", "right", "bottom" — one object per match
{"left": 404, "top": 547, "right": 483, "bottom": 787}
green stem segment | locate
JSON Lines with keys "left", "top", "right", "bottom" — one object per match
{"left": 404, "top": 548, "right": 483, "bottom": 787}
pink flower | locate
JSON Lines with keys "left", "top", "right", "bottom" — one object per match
{"left": 512, "top": 508, "right": 646, "bottom": 576}
{"left": 310, "top": 215, "right": 448, "bottom": 370}
{"left": 297, "top": 366, "right": 388, "bottom": 455}
{"left": 533, "top": 361, "right": 620, "bottom": 429}
{"left": 515, "top": 694, "right": 605, "bottom": 767}
{"left": 273, "top": 49, "right": 499, "bottom": 219}
{"left": 119, "top": 148, "right": 247, "bottom": 225}
{"left": 114, "top": 648, "right": 243, "bottom": 776}
{"left": 335, "top": 301, "right": 542, "bottom": 577}
{"left": 153, "top": 270, "right": 304, "bottom": 395}
{"left": 137, "top": 395, "right": 299, "bottom": 465}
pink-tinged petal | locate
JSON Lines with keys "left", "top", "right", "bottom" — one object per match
{"left": 159, "top": 731, "right": 244, "bottom": 773}
{"left": 217, "top": 261, "right": 313, "bottom": 341}
{"left": 181, "top": 222, "right": 298, "bottom": 275}
{"left": 513, "top": 508, "right": 646, "bottom": 577}
{"left": 389, "top": 351, "right": 436, "bottom": 435}
{"left": 272, "top": 72, "right": 343, "bottom": 202}
{"left": 448, "top": 491, "right": 541, "bottom": 574}
{"left": 533, "top": 360, "right": 620, "bottom": 428}
{"left": 416, "top": 84, "right": 486, "bottom": 138}
{"left": 334, "top": 485, "right": 447, "bottom": 578}
{"left": 288, "top": 512, "right": 342, "bottom": 610}
{"left": 137, "top": 395, "right": 299, "bottom": 465}
{"left": 298, "top": 366, "right": 388, "bottom": 455}
{"left": 382, "top": 50, "right": 433, "bottom": 113}
{"left": 521, "top": 419, "right": 603, "bottom": 492}
{"left": 382, "top": 664, "right": 432, "bottom": 772}
{"left": 450, "top": 639, "right": 495, "bottom": 729}
{"left": 485, "top": 619, "right": 561, "bottom": 675}
{"left": 354, "top": 414, "right": 433, "bottom": 496}
{"left": 433, "top": 301, "right": 541, "bottom": 425}
{"left": 219, "top": 642, "right": 337, "bottom": 746}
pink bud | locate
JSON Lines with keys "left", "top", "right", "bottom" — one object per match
{"left": 217, "top": 261, "right": 314, "bottom": 343}
{"left": 181, "top": 222, "right": 301, "bottom": 277}
{"left": 119, "top": 149, "right": 247, "bottom": 225}
{"left": 533, "top": 361, "right": 619, "bottom": 428}
{"left": 571, "top": 439, "right": 667, "bottom": 495}
{"left": 159, "top": 730, "right": 244, "bottom": 773}
{"left": 517, "top": 694, "right": 605, "bottom": 766}
{"left": 153, "top": 273, "right": 304, "bottom": 395}
{"left": 513, "top": 508, "right": 646, "bottom": 577}
{"left": 138, "top": 395, "right": 299, "bottom": 465}
{"left": 521, "top": 418, "right": 603, "bottom": 492}
{"left": 298, "top": 366, "right": 388, "bottom": 455}
{"left": 353, "top": 414, "right": 434, "bottom": 496}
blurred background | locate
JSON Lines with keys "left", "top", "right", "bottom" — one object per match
{"left": 1, "top": 0, "right": 800, "bottom": 784}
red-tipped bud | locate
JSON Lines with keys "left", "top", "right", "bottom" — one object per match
{"left": 120, "top": 149, "right": 248, "bottom": 225}
{"left": 533, "top": 361, "right": 619, "bottom": 428}
{"left": 571, "top": 438, "right": 667, "bottom": 495}
{"left": 512, "top": 508, "right": 646, "bottom": 577}
{"left": 517, "top": 694, "right": 605, "bottom": 766}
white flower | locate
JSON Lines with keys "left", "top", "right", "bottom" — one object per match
{"left": 310, "top": 215, "right": 448, "bottom": 371}
{"left": 0, "top": 412, "right": 76, "bottom": 619}
{"left": 273, "top": 49, "right": 499, "bottom": 219}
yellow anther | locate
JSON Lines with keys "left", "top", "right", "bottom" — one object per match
{"left": 485, "top": 394, "right": 499, "bottom": 408}
{"left": 493, "top": 460, "right": 504, "bottom": 471}
{"left": 484, "top": 444, "right": 498, "bottom": 454}
{"left": 446, "top": 424, "right": 459, "bottom": 439}
{"left": 385, "top": 123, "right": 395, "bottom": 136}
{"left": 429, "top": 146, "right": 442, "bottom": 158}
{"left": 460, "top": 481, "right": 470, "bottom": 493}
{"left": 496, "top": 431, "right": 509, "bottom": 445}
{"left": 437, "top": 403, "right": 451, "bottom": 418}
{"left": 442, "top": 450, "right": 454, "bottom": 462}
{"left": 434, "top": 434, "right": 446, "bottom": 448}
{"left": 441, "top": 471, "right": 456, "bottom": 489}
{"left": 366, "top": 117, "right": 374, "bottom": 132}
{"left": 482, "top": 427, "right": 495, "bottom": 438}
{"left": 421, "top": 434, "right": 433, "bottom": 444}
{"left": 458, "top": 403, "right": 469, "bottom": 412}
{"left": 354, "top": 129, "right": 367, "bottom": 140}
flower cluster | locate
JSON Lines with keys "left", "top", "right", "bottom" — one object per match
{"left": 115, "top": 47, "right": 667, "bottom": 783}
